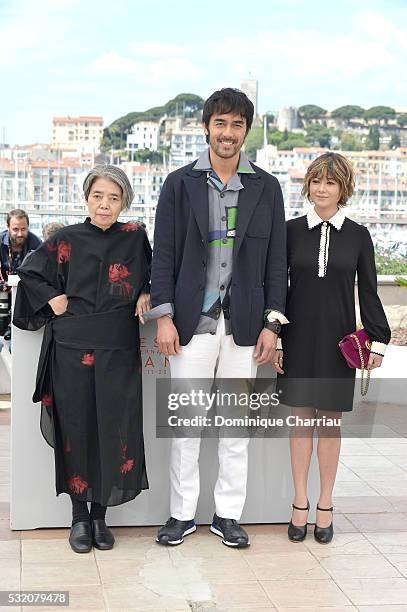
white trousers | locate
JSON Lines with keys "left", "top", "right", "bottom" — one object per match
{"left": 169, "top": 313, "right": 257, "bottom": 521}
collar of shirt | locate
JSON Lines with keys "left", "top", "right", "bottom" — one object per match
{"left": 193, "top": 148, "right": 255, "bottom": 192}
{"left": 306, "top": 206, "right": 346, "bottom": 231}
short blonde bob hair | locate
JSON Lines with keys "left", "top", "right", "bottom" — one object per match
{"left": 302, "top": 152, "right": 355, "bottom": 207}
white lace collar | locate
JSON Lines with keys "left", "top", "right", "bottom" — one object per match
{"left": 306, "top": 206, "right": 346, "bottom": 231}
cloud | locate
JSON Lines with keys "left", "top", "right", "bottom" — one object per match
{"left": 87, "top": 48, "right": 199, "bottom": 82}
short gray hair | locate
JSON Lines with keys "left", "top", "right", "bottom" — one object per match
{"left": 83, "top": 165, "right": 134, "bottom": 211}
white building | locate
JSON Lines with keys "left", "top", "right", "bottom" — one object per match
{"left": 277, "top": 107, "right": 300, "bottom": 132}
{"left": 121, "top": 162, "right": 168, "bottom": 236}
{"left": 127, "top": 121, "right": 160, "bottom": 153}
{"left": 241, "top": 79, "right": 258, "bottom": 116}
{"left": 170, "top": 122, "right": 206, "bottom": 167}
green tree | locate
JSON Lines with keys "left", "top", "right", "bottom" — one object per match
{"left": 397, "top": 114, "right": 407, "bottom": 127}
{"left": 268, "top": 129, "right": 284, "bottom": 145}
{"left": 244, "top": 126, "right": 265, "bottom": 160}
{"left": 306, "top": 124, "right": 332, "bottom": 147}
{"left": 298, "top": 105, "right": 327, "bottom": 120}
{"left": 130, "top": 149, "right": 164, "bottom": 164}
{"left": 365, "top": 126, "right": 380, "bottom": 150}
{"left": 340, "top": 132, "right": 363, "bottom": 151}
{"left": 277, "top": 134, "right": 307, "bottom": 150}
{"left": 166, "top": 93, "right": 204, "bottom": 117}
{"left": 375, "top": 254, "right": 407, "bottom": 275}
{"left": 389, "top": 134, "right": 401, "bottom": 149}
{"left": 364, "top": 106, "right": 396, "bottom": 123}
{"left": 331, "top": 105, "right": 365, "bottom": 119}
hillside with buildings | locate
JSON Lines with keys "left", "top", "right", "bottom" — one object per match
{"left": 1, "top": 83, "right": 406, "bottom": 272}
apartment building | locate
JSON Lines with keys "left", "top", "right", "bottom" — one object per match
{"left": 52, "top": 116, "right": 103, "bottom": 149}
{"left": 127, "top": 121, "right": 160, "bottom": 152}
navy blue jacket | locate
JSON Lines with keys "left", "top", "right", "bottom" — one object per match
{"left": 0, "top": 229, "right": 42, "bottom": 280}
{"left": 150, "top": 161, "right": 287, "bottom": 346}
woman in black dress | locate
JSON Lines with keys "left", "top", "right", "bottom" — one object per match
{"left": 276, "top": 153, "right": 390, "bottom": 544}
{"left": 15, "top": 165, "right": 151, "bottom": 553}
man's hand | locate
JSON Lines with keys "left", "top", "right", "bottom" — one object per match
{"left": 253, "top": 328, "right": 278, "bottom": 365}
{"left": 156, "top": 316, "right": 180, "bottom": 356}
{"left": 48, "top": 294, "right": 68, "bottom": 316}
{"left": 368, "top": 353, "right": 383, "bottom": 370}
{"left": 135, "top": 293, "right": 150, "bottom": 324}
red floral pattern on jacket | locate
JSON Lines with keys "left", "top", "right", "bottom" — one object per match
{"left": 109, "top": 263, "right": 131, "bottom": 282}
{"left": 121, "top": 222, "right": 140, "bottom": 232}
{"left": 67, "top": 474, "right": 88, "bottom": 494}
{"left": 109, "top": 263, "right": 134, "bottom": 298}
{"left": 120, "top": 458, "right": 134, "bottom": 474}
{"left": 41, "top": 394, "right": 53, "bottom": 408}
{"left": 57, "top": 241, "right": 71, "bottom": 264}
{"left": 81, "top": 352, "right": 95, "bottom": 366}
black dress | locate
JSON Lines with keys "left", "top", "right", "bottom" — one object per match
{"left": 15, "top": 219, "right": 151, "bottom": 506}
{"left": 278, "top": 213, "right": 391, "bottom": 412}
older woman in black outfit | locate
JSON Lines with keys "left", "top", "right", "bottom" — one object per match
{"left": 15, "top": 165, "right": 151, "bottom": 553}
{"left": 276, "top": 153, "right": 390, "bottom": 544}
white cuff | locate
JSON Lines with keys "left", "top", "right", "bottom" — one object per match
{"left": 276, "top": 337, "right": 283, "bottom": 350}
{"left": 370, "top": 341, "right": 387, "bottom": 356}
{"left": 267, "top": 310, "right": 289, "bottom": 324}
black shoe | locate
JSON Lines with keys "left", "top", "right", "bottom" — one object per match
{"left": 156, "top": 517, "right": 196, "bottom": 546}
{"left": 91, "top": 519, "right": 115, "bottom": 550}
{"left": 69, "top": 521, "right": 92, "bottom": 553}
{"left": 210, "top": 513, "right": 250, "bottom": 548}
{"left": 288, "top": 501, "right": 310, "bottom": 543}
{"left": 314, "top": 505, "right": 334, "bottom": 544}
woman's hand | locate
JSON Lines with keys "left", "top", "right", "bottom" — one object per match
{"left": 48, "top": 294, "right": 68, "bottom": 316}
{"left": 135, "top": 293, "right": 151, "bottom": 324}
{"left": 368, "top": 353, "right": 383, "bottom": 370}
{"left": 272, "top": 349, "right": 284, "bottom": 374}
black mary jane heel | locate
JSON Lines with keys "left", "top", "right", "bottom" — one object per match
{"left": 288, "top": 501, "right": 310, "bottom": 542}
{"left": 314, "top": 505, "right": 334, "bottom": 544}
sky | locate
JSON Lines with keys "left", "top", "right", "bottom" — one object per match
{"left": 1, "top": 0, "right": 407, "bottom": 145}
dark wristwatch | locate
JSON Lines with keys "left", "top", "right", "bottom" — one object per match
{"left": 264, "top": 320, "right": 281, "bottom": 335}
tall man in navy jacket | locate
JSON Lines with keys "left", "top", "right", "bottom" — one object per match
{"left": 144, "top": 88, "right": 288, "bottom": 547}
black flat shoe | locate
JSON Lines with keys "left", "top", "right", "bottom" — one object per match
{"left": 314, "top": 505, "right": 334, "bottom": 544}
{"left": 91, "top": 519, "right": 115, "bottom": 550}
{"left": 69, "top": 521, "right": 92, "bottom": 553}
{"left": 288, "top": 501, "right": 309, "bottom": 542}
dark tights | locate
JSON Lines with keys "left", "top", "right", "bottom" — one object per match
{"left": 70, "top": 497, "right": 107, "bottom": 525}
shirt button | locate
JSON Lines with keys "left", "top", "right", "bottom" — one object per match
{"left": 222, "top": 238, "right": 228, "bottom": 244}
{"left": 221, "top": 262, "right": 227, "bottom": 268}
{"left": 220, "top": 284, "right": 225, "bottom": 290}
{"left": 220, "top": 192, "right": 225, "bottom": 198}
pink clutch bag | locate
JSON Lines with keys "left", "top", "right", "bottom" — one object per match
{"left": 338, "top": 328, "right": 372, "bottom": 395}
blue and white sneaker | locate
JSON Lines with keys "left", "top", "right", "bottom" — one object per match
{"left": 210, "top": 513, "right": 250, "bottom": 547}
{"left": 156, "top": 517, "right": 196, "bottom": 546}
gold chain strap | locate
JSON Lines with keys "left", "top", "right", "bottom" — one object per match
{"left": 350, "top": 334, "right": 370, "bottom": 396}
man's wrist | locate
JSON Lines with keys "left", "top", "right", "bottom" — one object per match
{"left": 264, "top": 320, "right": 281, "bottom": 335}
{"left": 157, "top": 314, "right": 173, "bottom": 325}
